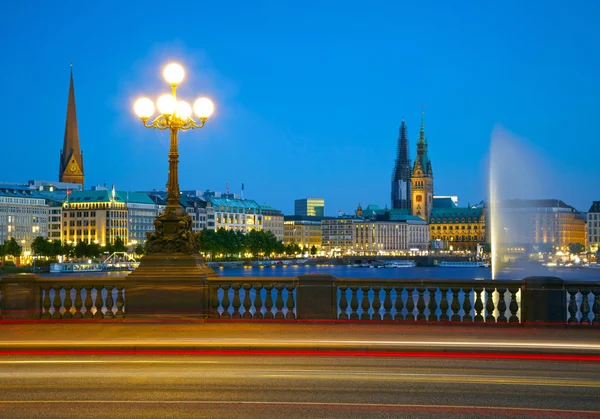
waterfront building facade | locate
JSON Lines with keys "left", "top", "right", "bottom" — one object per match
{"left": 495, "top": 199, "right": 586, "bottom": 250}
{"left": 429, "top": 198, "right": 486, "bottom": 252}
{"left": 125, "top": 192, "right": 160, "bottom": 246}
{"left": 391, "top": 120, "right": 412, "bottom": 210}
{"left": 181, "top": 195, "right": 215, "bottom": 232}
{"left": 0, "top": 188, "right": 49, "bottom": 255}
{"left": 294, "top": 198, "right": 325, "bottom": 217}
{"left": 322, "top": 217, "right": 358, "bottom": 256}
{"left": 354, "top": 216, "right": 430, "bottom": 255}
{"left": 204, "top": 194, "right": 263, "bottom": 232}
{"left": 62, "top": 190, "right": 128, "bottom": 246}
{"left": 588, "top": 201, "right": 600, "bottom": 252}
{"left": 260, "top": 204, "right": 285, "bottom": 241}
{"left": 283, "top": 216, "right": 324, "bottom": 252}
{"left": 58, "top": 68, "right": 85, "bottom": 188}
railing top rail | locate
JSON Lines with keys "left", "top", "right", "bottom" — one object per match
{"left": 335, "top": 277, "right": 524, "bottom": 287}
{"left": 34, "top": 276, "right": 127, "bottom": 285}
{"left": 207, "top": 276, "right": 296, "bottom": 285}
{"left": 564, "top": 281, "right": 600, "bottom": 288}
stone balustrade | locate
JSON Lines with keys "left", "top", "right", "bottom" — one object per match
{"left": 38, "top": 278, "right": 126, "bottom": 320}
{"left": 0, "top": 274, "right": 126, "bottom": 321}
{"left": 565, "top": 283, "right": 600, "bottom": 325}
{"left": 208, "top": 277, "right": 296, "bottom": 320}
{"left": 336, "top": 279, "right": 521, "bottom": 322}
{"left": 0, "top": 273, "right": 598, "bottom": 325}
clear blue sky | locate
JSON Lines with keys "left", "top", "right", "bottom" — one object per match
{"left": 1, "top": 0, "right": 598, "bottom": 214}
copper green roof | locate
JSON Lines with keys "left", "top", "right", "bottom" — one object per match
{"left": 68, "top": 190, "right": 154, "bottom": 204}
{"left": 433, "top": 197, "right": 457, "bottom": 209}
{"left": 430, "top": 207, "right": 483, "bottom": 223}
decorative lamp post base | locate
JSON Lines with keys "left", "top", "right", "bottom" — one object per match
{"left": 127, "top": 211, "right": 217, "bottom": 320}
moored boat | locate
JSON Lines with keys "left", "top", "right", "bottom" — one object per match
{"left": 434, "top": 261, "right": 490, "bottom": 268}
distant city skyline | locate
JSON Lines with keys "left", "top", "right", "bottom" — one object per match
{"left": 2, "top": 0, "right": 599, "bottom": 214}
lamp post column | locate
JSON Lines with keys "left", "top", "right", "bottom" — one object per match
{"left": 166, "top": 126, "right": 182, "bottom": 216}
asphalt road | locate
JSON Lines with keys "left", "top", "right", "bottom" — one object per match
{"left": 0, "top": 354, "right": 599, "bottom": 418}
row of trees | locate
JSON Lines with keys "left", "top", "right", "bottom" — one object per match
{"left": 30, "top": 237, "right": 131, "bottom": 260}
{"left": 0, "top": 238, "right": 23, "bottom": 261}
{"left": 199, "top": 228, "right": 317, "bottom": 259}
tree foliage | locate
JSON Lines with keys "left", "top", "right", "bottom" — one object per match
{"left": 198, "top": 228, "right": 286, "bottom": 259}
{"left": 4, "top": 237, "right": 22, "bottom": 258}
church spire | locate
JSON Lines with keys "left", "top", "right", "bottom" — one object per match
{"left": 419, "top": 104, "right": 426, "bottom": 144}
{"left": 391, "top": 117, "right": 412, "bottom": 210}
{"left": 59, "top": 65, "right": 84, "bottom": 188}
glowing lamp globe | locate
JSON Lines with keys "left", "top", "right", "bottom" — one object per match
{"left": 134, "top": 97, "right": 155, "bottom": 119}
{"left": 193, "top": 97, "right": 214, "bottom": 119}
{"left": 157, "top": 94, "right": 177, "bottom": 115}
{"left": 163, "top": 63, "right": 185, "bottom": 86}
{"left": 176, "top": 100, "right": 192, "bottom": 120}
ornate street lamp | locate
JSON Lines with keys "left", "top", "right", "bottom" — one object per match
{"left": 133, "top": 63, "right": 214, "bottom": 255}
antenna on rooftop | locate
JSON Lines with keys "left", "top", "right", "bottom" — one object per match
{"left": 225, "top": 181, "right": 230, "bottom": 195}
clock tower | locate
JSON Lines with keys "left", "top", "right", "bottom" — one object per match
{"left": 411, "top": 106, "right": 434, "bottom": 220}
{"left": 59, "top": 66, "right": 84, "bottom": 188}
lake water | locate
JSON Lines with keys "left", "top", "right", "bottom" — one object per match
{"left": 41, "top": 264, "right": 600, "bottom": 281}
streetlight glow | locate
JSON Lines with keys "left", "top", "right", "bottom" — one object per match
{"left": 176, "top": 100, "right": 192, "bottom": 120}
{"left": 134, "top": 97, "right": 155, "bottom": 119}
{"left": 156, "top": 94, "right": 177, "bottom": 115}
{"left": 163, "top": 63, "right": 185, "bottom": 86}
{"left": 193, "top": 97, "right": 214, "bottom": 119}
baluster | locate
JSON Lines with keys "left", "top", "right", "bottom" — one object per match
{"left": 221, "top": 285, "right": 231, "bottom": 319}
{"left": 72, "top": 285, "right": 83, "bottom": 319}
{"left": 474, "top": 287, "right": 484, "bottom": 322}
{"left": 83, "top": 287, "right": 94, "bottom": 319}
{"left": 115, "top": 285, "right": 125, "bottom": 319}
{"left": 210, "top": 285, "right": 220, "bottom": 318}
{"left": 339, "top": 285, "right": 349, "bottom": 320}
{"left": 264, "top": 284, "right": 274, "bottom": 319}
{"left": 439, "top": 286, "right": 449, "bottom": 321}
{"left": 592, "top": 288, "right": 600, "bottom": 326}
{"left": 394, "top": 286, "right": 404, "bottom": 321}
{"left": 41, "top": 285, "right": 52, "bottom": 320}
{"left": 231, "top": 284, "right": 242, "bottom": 319}
{"left": 382, "top": 286, "right": 393, "bottom": 320}
{"left": 497, "top": 287, "right": 507, "bottom": 323}
{"left": 62, "top": 285, "right": 73, "bottom": 319}
{"left": 415, "top": 287, "right": 426, "bottom": 321}
{"left": 242, "top": 284, "right": 253, "bottom": 319}
{"left": 485, "top": 287, "right": 496, "bottom": 322}
{"left": 52, "top": 286, "right": 62, "bottom": 319}
{"left": 371, "top": 286, "right": 382, "bottom": 320}
{"left": 253, "top": 284, "right": 264, "bottom": 320}
{"left": 275, "top": 284, "right": 285, "bottom": 319}
{"left": 508, "top": 287, "right": 520, "bottom": 323}
{"left": 462, "top": 287, "right": 473, "bottom": 322}
{"left": 105, "top": 286, "right": 115, "bottom": 319}
{"left": 427, "top": 286, "right": 437, "bottom": 321}
{"left": 450, "top": 287, "right": 461, "bottom": 322}
{"left": 405, "top": 287, "right": 415, "bottom": 321}
{"left": 94, "top": 287, "right": 104, "bottom": 319}
{"left": 567, "top": 289, "right": 578, "bottom": 323}
{"left": 360, "top": 286, "right": 371, "bottom": 320}
{"left": 285, "top": 284, "right": 295, "bottom": 320}
{"left": 580, "top": 289, "right": 591, "bottom": 325}
{"left": 349, "top": 286, "right": 359, "bottom": 320}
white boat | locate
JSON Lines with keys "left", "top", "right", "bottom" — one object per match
{"left": 50, "top": 262, "right": 104, "bottom": 273}
{"left": 384, "top": 261, "right": 417, "bottom": 268}
{"left": 435, "top": 261, "right": 490, "bottom": 268}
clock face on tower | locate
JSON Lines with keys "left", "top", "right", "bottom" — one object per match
{"left": 70, "top": 165, "right": 76, "bottom": 172}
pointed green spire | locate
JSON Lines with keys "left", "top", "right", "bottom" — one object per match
{"left": 419, "top": 104, "right": 425, "bottom": 143}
